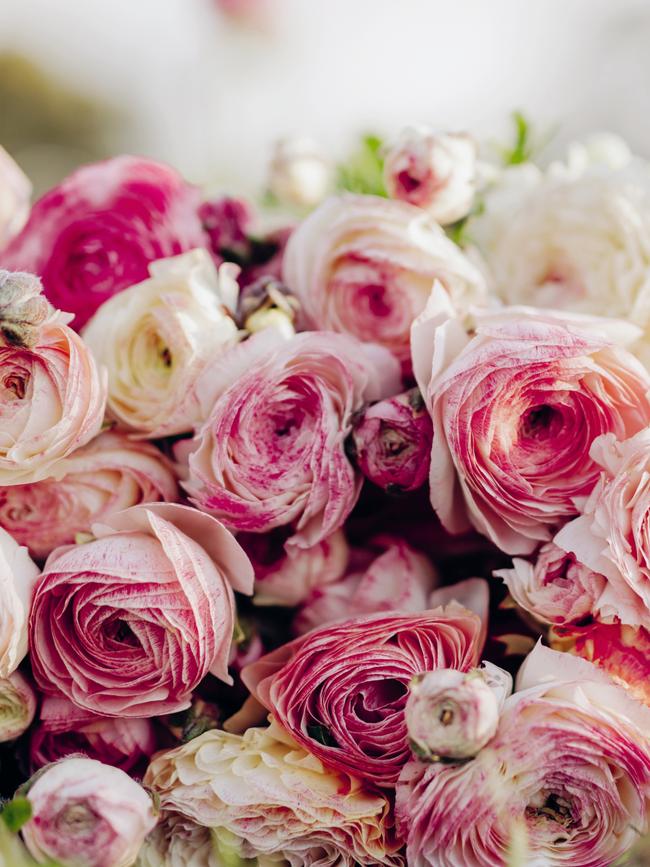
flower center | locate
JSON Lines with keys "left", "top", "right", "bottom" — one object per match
{"left": 3, "top": 373, "right": 28, "bottom": 400}
{"left": 56, "top": 802, "right": 98, "bottom": 836}
{"left": 526, "top": 792, "right": 576, "bottom": 830}
{"left": 519, "top": 404, "right": 560, "bottom": 440}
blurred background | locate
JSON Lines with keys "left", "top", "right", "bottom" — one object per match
{"left": 1, "top": 0, "right": 649, "bottom": 197}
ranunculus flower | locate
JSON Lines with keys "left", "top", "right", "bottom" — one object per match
{"left": 198, "top": 196, "right": 253, "bottom": 263}
{"left": 0, "top": 670, "right": 36, "bottom": 742}
{"left": 0, "top": 431, "right": 178, "bottom": 562}
{"left": 0, "top": 526, "right": 40, "bottom": 677}
{"left": 82, "top": 249, "right": 240, "bottom": 437}
{"left": 294, "top": 537, "right": 438, "bottom": 634}
{"left": 1, "top": 156, "right": 209, "bottom": 331}
{"left": 0, "top": 269, "right": 107, "bottom": 486}
{"left": 268, "top": 137, "right": 332, "bottom": 209}
{"left": 136, "top": 814, "right": 220, "bottom": 867}
{"left": 405, "top": 663, "right": 511, "bottom": 761}
{"left": 282, "top": 193, "right": 486, "bottom": 367}
{"left": 384, "top": 127, "right": 477, "bottom": 225}
{"left": 144, "top": 722, "right": 402, "bottom": 866}
{"left": 413, "top": 294, "right": 650, "bottom": 555}
{"left": 21, "top": 757, "right": 157, "bottom": 867}
{"left": 494, "top": 541, "right": 607, "bottom": 626}
{"left": 0, "top": 146, "right": 31, "bottom": 251}
{"left": 555, "top": 429, "right": 650, "bottom": 629}
{"left": 30, "top": 695, "right": 157, "bottom": 774}
{"left": 351, "top": 387, "right": 433, "bottom": 493}
{"left": 241, "top": 529, "right": 349, "bottom": 607}
{"left": 396, "top": 644, "right": 650, "bottom": 866}
{"left": 184, "top": 329, "right": 401, "bottom": 549}
{"left": 242, "top": 590, "right": 486, "bottom": 787}
{"left": 29, "top": 503, "right": 254, "bottom": 717}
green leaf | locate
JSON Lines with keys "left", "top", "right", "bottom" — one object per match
{"left": 1, "top": 796, "right": 32, "bottom": 833}
{"left": 336, "top": 133, "right": 388, "bottom": 197}
{"left": 307, "top": 724, "right": 338, "bottom": 747}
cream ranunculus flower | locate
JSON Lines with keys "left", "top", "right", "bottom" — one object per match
{"left": 0, "top": 526, "right": 40, "bottom": 677}
{"left": 144, "top": 722, "right": 403, "bottom": 866}
{"left": 0, "top": 147, "right": 31, "bottom": 251}
{"left": 136, "top": 814, "right": 221, "bottom": 867}
{"left": 0, "top": 670, "right": 36, "bottom": 742}
{"left": 82, "top": 249, "right": 240, "bottom": 438}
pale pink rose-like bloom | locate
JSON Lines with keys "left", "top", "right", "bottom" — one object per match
{"left": 0, "top": 270, "right": 107, "bottom": 486}
{"left": 1, "top": 156, "right": 209, "bottom": 331}
{"left": 0, "top": 670, "right": 36, "bottom": 742}
{"left": 0, "top": 526, "right": 40, "bottom": 677}
{"left": 242, "top": 585, "right": 487, "bottom": 787}
{"left": 30, "top": 695, "right": 157, "bottom": 774}
{"left": 282, "top": 193, "right": 486, "bottom": 367}
{"left": 0, "top": 431, "right": 178, "bottom": 562}
{"left": 242, "top": 529, "right": 349, "bottom": 607}
{"left": 22, "top": 757, "right": 157, "bottom": 867}
{"left": 0, "top": 146, "right": 31, "bottom": 250}
{"left": 397, "top": 644, "right": 650, "bottom": 866}
{"left": 294, "top": 537, "right": 438, "bottom": 634}
{"left": 384, "top": 127, "right": 477, "bottom": 225}
{"left": 556, "top": 429, "right": 650, "bottom": 629}
{"left": 144, "top": 722, "right": 403, "bottom": 866}
{"left": 412, "top": 288, "right": 650, "bottom": 555}
{"left": 495, "top": 541, "right": 607, "bottom": 626}
{"left": 29, "top": 503, "right": 254, "bottom": 718}
{"left": 184, "top": 328, "right": 401, "bottom": 549}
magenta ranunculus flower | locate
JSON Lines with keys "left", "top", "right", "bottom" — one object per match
{"left": 413, "top": 291, "right": 650, "bottom": 555}
{"left": 0, "top": 430, "right": 178, "bottom": 562}
{"left": 184, "top": 328, "right": 401, "bottom": 549}
{"left": 351, "top": 387, "right": 433, "bottom": 493}
{"left": 1, "top": 156, "right": 209, "bottom": 330}
{"left": 29, "top": 503, "right": 254, "bottom": 718}
{"left": 242, "top": 590, "right": 486, "bottom": 787}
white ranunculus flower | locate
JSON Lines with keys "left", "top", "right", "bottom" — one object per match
{"left": 82, "top": 249, "right": 241, "bottom": 437}
{"left": 0, "top": 527, "right": 40, "bottom": 677}
{"left": 268, "top": 136, "right": 332, "bottom": 208}
{"left": 0, "top": 147, "right": 31, "bottom": 251}
{"left": 0, "top": 671, "right": 36, "bottom": 742}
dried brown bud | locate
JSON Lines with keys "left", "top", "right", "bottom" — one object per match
{"left": 0, "top": 270, "right": 53, "bottom": 348}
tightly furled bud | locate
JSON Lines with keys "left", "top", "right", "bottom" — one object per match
{"left": 0, "top": 671, "right": 36, "bottom": 742}
{"left": 351, "top": 388, "right": 433, "bottom": 493}
{"left": 267, "top": 137, "right": 331, "bottom": 209}
{"left": 0, "top": 271, "right": 52, "bottom": 349}
{"left": 238, "top": 276, "right": 299, "bottom": 339}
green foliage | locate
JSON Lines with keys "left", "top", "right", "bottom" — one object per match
{"left": 0, "top": 797, "right": 32, "bottom": 834}
{"left": 336, "top": 134, "right": 387, "bottom": 197}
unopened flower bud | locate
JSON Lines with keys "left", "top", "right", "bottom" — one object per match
{"left": 268, "top": 137, "right": 331, "bottom": 209}
{"left": 239, "top": 277, "right": 299, "bottom": 338}
{"left": 0, "top": 270, "right": 52, "bottom": 348}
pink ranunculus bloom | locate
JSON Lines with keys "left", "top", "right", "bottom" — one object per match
{"left": 184, "top": 329, "right": 401, "bottom": 549}
{"left": 555, "top": 429, "right": 650, "bottom": 629}
{"left": 29, "top": 503, "right": 254, "bottom": 718}
{"left": 1, "top": 156, "right": 209, "bottom": 331}
{"left": 0, "top": 670, "right": 36, "bottom": 742}
{"left": 21, "top": 757, "right": 157, "bottom": 867}
{"left": 413, "top": 290, "right": 650, "bottom": 555}
{"left": 242, "top": 588, "right": 486, "bottom": 787}
{"left": 0, "top": 430, "right": 178, "bottom": 562}
{"left": 494, "top": 541, "right": 607, "bottom": 626}
{"left": 0, "top": 526, "right": 40, "bottom": 677}
{"left": 0, "top": 270, "right": 107, "bottom": 485}
{"left": 30, "top": 694, "right": 157, "bottom": 775}
{"left": 0, "top": 146, "right": 31, "bottom": 251}
{"left": 396, "top": 644, "right": 650, "bottom": 866}
{"left": 241, "top": 528, "right": 349, "bottom": 607}
{"left": 294, "top": 536, "right": 438, "bottom": 634}
{"left": 282, "top": 194, "right": 486, "bottom": 369}
{"left": 351, "top": 387, "right": 433, "bottom": 493}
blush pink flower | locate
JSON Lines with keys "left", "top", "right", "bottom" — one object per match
{"left": 396, "top": 644, "right": 650, "bottom": 866}
{"left": 0, "top": 431, "right": 178, "bottom": 562}
{"left": 413, "top": 292, "right": 650, "bottom": 554}
{"left": 0, "top": 526, "right": 40, "bottom": 677}
{"left": 184, "top": 329, "right": 401, "bottom": 549}
{"left": 294, "top": 537, "right": 438, "bottom": 634}
{"left": 0, "top": 146, "right": 31, "bottom": 250}
{"left": 30, "top": 695, "right": 157, "bottom": 774}
{"left": 1, "top": 156, "right": 209, "bottom": 330}
{"left": 29, "top": 503, "right": 254, "bottom": 717}
{"left": 282, "top": 194, "right": 486, "bottom": 367}
{"left": 242, "top": 589, "right": 486, "bottom": 787}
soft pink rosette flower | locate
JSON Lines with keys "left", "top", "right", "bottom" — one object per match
{"left": 30, "top": 695, "right": 157, "bottom": 774}
{"left": 0, "top": 526, "right": 40, "bottom": 677}
{"left": 555, "top": 428, "right": 650, "bottom": 629}
{"left": 0, "top": 270, "right": 107, "bottom": 486}
{"left": 1, "top": 156, "right": 209, "bottom": 330}
{"left": 242, "top": 585, "right": 487, "bottom": 787}
{"left": 351, "top": 387, "right": 433, "bottom": 493}
{"left": 29, "top": 503, "right": 254, "bottom": 717}
{"left": 384, "top": 127, "right": 477, "bottom": 225}
{"left": 184, "top": 329, "right": 401, "bottom": 549}
{"left": 396, "top": 644, "right": 650, "bottom": 866}
{"left": 21, "top": 757, "right": 157, "bottom": 867}
{"left": 294, "top": 537, "right": 438, "bottom": 634}
{"left": 242, "top": 529, "right": 349, "bottom": 607}
{"left": 413, "top": 290, "right": 650, "bottom": 554}
{"left": 282, "top": 194, "right": 486, "bottom": 367}
{"left": 0, "top": 146, "right": 31, "bottom": 250}
{"left": 144, "top": 721, "right": 403, "bottom": 866}
{"left": 0, "top": 670, "right": 36, "bottom": 742}
{"left": 495, "top": 541, "right": 607, "bottom": 626}
{"left": 0, "top": 431, "right": 178, "bottom": 562}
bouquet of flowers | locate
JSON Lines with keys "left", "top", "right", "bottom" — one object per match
{"left": 1, "top": 116, "right": 650, "bottom": 866}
